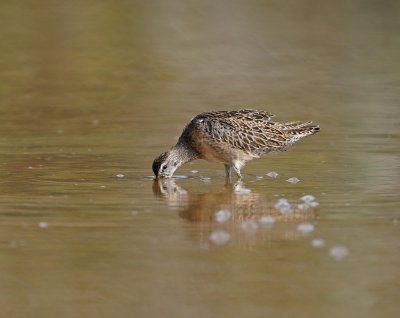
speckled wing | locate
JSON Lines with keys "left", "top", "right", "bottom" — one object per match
{"left": 191, "top": 109, "right": 288, "bottom": 157}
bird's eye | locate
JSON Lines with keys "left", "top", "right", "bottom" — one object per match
{"left": 162, "top": 165, "right": 167, "bottom": 170}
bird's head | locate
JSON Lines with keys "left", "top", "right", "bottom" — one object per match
{"left": 152, "top": 151, "right": 181, "bottom": 178}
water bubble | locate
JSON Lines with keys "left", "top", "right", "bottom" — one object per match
{"left": 275, "top": 198, "right": 289, "bottom": 207}
{"left": 209, "top": 230, "right": 231, "bottom": 246}
{"left": 297, "top": 222, "right": 315, "bottom": 234}
{"left": 233, "top": 183, "right": 251, "bottom": 194}
{"left": 301, "top": 195, "right": 316, "bottom": 202}
{"left": 297, "top": 203, "right": 310, "bottom": 211}
{"left": 310, "top": 238, "right": 325, "bottom": 248}
{"left": 38, "top": 222, "right": 49, "bottom": 229}
{"left": 240, "top": 220, "right": 259, "bottom": 233}
{"left": 329, "top": 245, "right": 349, "bottom": 261}
{"left": 300, "top": 195, "right": 319, "bottom": 207}
{"left": 259, "top": 215, "right": 276, "bottom": 226}
{"left": 131, "top": 210, "right": 139, "bottom": 216}
{"left": 214, "top": 210, "right": 232, "bottom": 223}
{"left": 275, "top": 198, "right": 293, "bottom": 214}
{"left": 191, "top": 170, "right": 198, "bottom": 174}
{"left": 256, "top": 176, "right": 264, "bottom": 180}
{"left": 266, "top": 171, "right": 279, "bottom": 178}
{"left": 234, "top": 187, "right": 251, "bottom": 194}
{"left": 200, "top": 176, "right": 211, "bottom": 183}
{"left": 116, "top": 173, "right": 125, "bottom": 178}
{"left": 286, "top": 177, "right": 300, "bottom": 184}
{"left": 298, "top": 202, "right": 318, "bottom": 211}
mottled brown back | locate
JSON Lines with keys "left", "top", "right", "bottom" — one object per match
{"left": 181, "top": 109, "right": 319, "bottom": 157}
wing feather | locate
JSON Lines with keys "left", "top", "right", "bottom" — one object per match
{"left": 192, "top": 109, "right": 289, "bottom": 156}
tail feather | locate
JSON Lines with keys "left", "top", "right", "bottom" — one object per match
{"left": 284, "top": 122, "right": 320, "bottom": 144}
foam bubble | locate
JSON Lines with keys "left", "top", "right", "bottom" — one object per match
{"left": 259, "top": 215, "right": 276, "bottom": 225}
{"left": 310, "top": 238, "right": 325, "bottom": 248}
{"left": 266, "top": 171, "right": 279, "bottom": 178}
{"left": 286, "top": 177, "right": 300, "bottom": 184}
{"left": 297, "top": 222, "right": 315, "bottom": 234}
{"left": 240, "top": 220, "right": 259, "bottom": 233}
{"left": 275, "top": 198, "right": 293, "bottom": 214}
{"left": 214, "top": 210, "right": 232, "bottom": 223}
{"left": 38, "top": 222, "right": 49, "bottom": 229}
{"left": 209, "top": 230, "right": 231, "bottom": 246}
{"left": 329, "top": 245, "right": 349, "bottom": 261}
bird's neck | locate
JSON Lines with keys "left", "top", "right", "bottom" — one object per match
{"left": 170, "top": 141, "right": 198, "bottom": 165}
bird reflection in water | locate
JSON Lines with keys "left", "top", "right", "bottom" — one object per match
{"left": 152, "top": 178, "right": 317, "bottom": 246}
{"left": 152, "top": 178, "right": 316, "bottom": 222}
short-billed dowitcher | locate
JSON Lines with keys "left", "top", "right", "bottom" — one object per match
{"left": 152, "top": 109, "right": 319, "bottom": 178}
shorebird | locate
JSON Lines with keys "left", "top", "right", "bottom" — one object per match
{"left": 152, "top": 109, "right": 320, "bottom": 178}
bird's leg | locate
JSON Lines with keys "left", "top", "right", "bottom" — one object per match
{"left": 232, "top": 163, "right": 242, "bottom": 179}
{"left": 224, "top": 164, "right": 232, "bottom": 179}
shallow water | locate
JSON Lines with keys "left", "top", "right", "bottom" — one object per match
{"left": 0, "top": 1, "right": 400, "bottom": 317}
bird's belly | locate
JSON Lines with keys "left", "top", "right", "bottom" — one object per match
{"left": 197, "top": 142, "right": 225, "bottom": 161}
{"left": 195, "top": 140, "right": 253, "bottom": 163}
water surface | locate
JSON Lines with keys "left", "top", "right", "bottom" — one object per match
{"left": 0, "top": 1, "right": 399, "bottom": 317}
